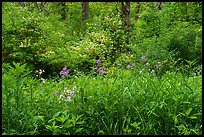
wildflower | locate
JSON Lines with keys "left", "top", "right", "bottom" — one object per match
{"left": 35, "top": 69, "right": 45, "bottom": 78}
{"left": 100, "top": 70, "right": 106, "bottom": 75}
{"left": 73, "top": 86, "right": 77, "bottom": 90}
{"left": 70, "top": 91, "right": 74, "bottom": 96}
{"left": 41, "top": 78, "right": 46, "bottom": 84}
{"left": 60, "top": 94, "right": 64, "bottom": 100}
{"left": 132, "top": 63, "right": 135, "bottom": 68}
{"left": 126, "top": 64, "right": 131, "bottom": 69}
{"left": 156, "top": 62, "right": 161, "bottom": 68}
{"left": 60, "top": 67, "right": 69, "bottom": 78}
{"left": 93, "top": 68, "right": 97, "bottom": 71}
{"left": 145, "top": 62, "right": 150, "bottom": 66}
{"left": 66, "top": 96, "right": 71, "bottom": 102}
{"left": 150, "top": 69, "right": 155, "bottom": 74}
{"left": 96, "top": 59, "right": 101, "bottom": 65}
{"left": 192, "top": 73, "right": 196, "bottom": 77}
{"left": 139, "top": 68, "right": 145, "bottom": 74}
{"left": 64, "top": 88, "right": 71, "bottom": 93}
{"left": 97, "top": 66, "right": 105, "bottom": 72}
{"left": 141, "top": 55, "right": 147, "bottom": 62}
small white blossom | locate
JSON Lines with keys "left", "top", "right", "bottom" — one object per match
{"left": 73, "top": 86, "right": 77, "bottom": 90}
{"left": 151, "top": 70, "right": 155, "bottom": 73}
{"left": 145, "top": 62, "right": 150, "bottom": 66}
{"left": 60, "top": 94, "right": 64, "bottom": 100}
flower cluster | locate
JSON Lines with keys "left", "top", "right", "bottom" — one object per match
{"left": 52, "top": 86, "right": 77, "bottom": 102}
{"left": 126, "top": 63, "right": 136, "bottom": 69}
{"left": 35, "top": 69, "right": 46, "bottom": 83}
{"left": 141, "top": 55, "right": 147, "bottom": 62}
{"left": 126, "top": 55, "right": 162, "bottom": 78}
{"left": 35, "top": 69, "right": 45, "bottom": 78}
{"left": 60, "top": 67, "right": 69, "bottom": 78}
{"left": 93, "top": 59, "right": 106, "bottom": 75}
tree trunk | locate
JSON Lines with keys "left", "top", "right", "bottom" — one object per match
{"left": 158, "top": 2, "right": 162, "bottom": 10}
{"left": 135, "top": 2, "right": 140, "bottom": 21}
{"left": 122, "top": 2, "right": 130, "bottom": 29}
{"left": 122, "top": 2, "right": 130, "bottom": 44}
{"left": 81, "top": 2, "right": 89, "bottom": 26}
{"left": 60, "top": 2, "right": 67, "bottom": 20}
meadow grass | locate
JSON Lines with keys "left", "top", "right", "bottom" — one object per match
{"left": 2, "top": 64, "right": 202, "bottom": 135}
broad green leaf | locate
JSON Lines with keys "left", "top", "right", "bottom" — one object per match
{"left": 45, "top": 125, "right": 52, "bottom": 131}
{"left": 131, "top": 122, "right": 141, "bottom": 129}
{"left": 189, "top": 116, "right": 197, "bottom": 119}
{"left": 185, "top": 108, "right": 192, "bottom": 116}
{"left": 74, "top": 128, "right": 83, "bottom": 134}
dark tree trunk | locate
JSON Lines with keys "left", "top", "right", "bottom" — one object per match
{"left": 81, "top": 2, "right": 89, "bottom": 26}
{"left": 122, "top": 2, "right": 130, "bottom": 44}
{"left": 135, "top": 2, "right": 140, "bottom": 21}
{"left": 158, "top": 2, "right": 162, "bottom": 10}
{"left": 60, "top": 2, "right": 67, "bottom": 20}
{"left": 122, "top": 2, "right": 130, "bottom": 29}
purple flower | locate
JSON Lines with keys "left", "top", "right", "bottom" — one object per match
{"left": 93, "top": 68, "right": 98, "bottom": 71}
{"left": 156, "top": 62, "right": 161, "bottom": 67}
{"left": 97, "top": 66, "right": 105, "bottom": 72}
{"left": 60, "top": 67, "right": 69, "bottom": 78}
{"left": 126, "top": 64, "right": 131, "bottom": 69}
{"left": 100, "top": 66, "right": 105, "bottom": 69}
{"left": 141, "top": 55, "right": 147, "bottom": 61}
{"left": 66, "top": 96, "right": 71, "bottom": 102}
{"left": 70, "top": 91, "right": 74, "bottom": 96}
{"left": 62, "top": 67, "right": 68, "bottom": 71}
{"left": 96, "top": 59, "right": 101, "bottom": 64}
{"left": 100, "top": 70, "right": 106, "bottom": 75}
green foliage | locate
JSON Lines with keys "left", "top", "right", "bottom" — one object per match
{"left": 2, "top": 61, "right": 202, "bottom": 135}
{"left": 2, "top": 2, "right": 202, "bottom": 135}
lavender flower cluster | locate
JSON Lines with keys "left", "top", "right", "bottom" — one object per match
{"left": 59, "top": 67, "right": 69, "bottom": 78}
{"left": 126, "top": 55, "right": 162, "bottom": 78}
{"left": 92, "top": 59, "right": 106, "bottom": 75}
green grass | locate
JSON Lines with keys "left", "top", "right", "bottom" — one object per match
{"left": 2, "top": 64, "right": 202, "bottom": 135}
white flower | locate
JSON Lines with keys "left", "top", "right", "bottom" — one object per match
{"left": 145, "top": 62, "right": 150, "bottom": 66}
{"left": 59, "top": 94, "right": 64, "bottom": 100}
{"left": 73, "top": 86, "right": 77, "bottom": 90}
{"left": 65, "top": 88, "right": 71, "bottom": 93}
{"left": 42, "top": 79, "right": 46, "bottom": 84}
{"left": 151, "top": 70, "right": 155, "bottom": 73}
{"left": 66, "top": 96, "right": 71, "bottom": 102}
